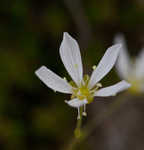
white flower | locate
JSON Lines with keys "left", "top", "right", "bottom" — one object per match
{"left": 35, "top": 32, "right": 131, "bottom": 119}
{"left": 114, "top": 34, "right": 144, "bottom": 94}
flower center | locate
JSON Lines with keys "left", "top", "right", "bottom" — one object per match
{"left": 128, "top": 78, "right": 143, "bottom": 94}
{"left": 70, "top": 75, "right": 102, "bottom": 104}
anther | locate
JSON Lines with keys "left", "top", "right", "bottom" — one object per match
{"left": 65, "top": 100, "right": 68, "bottom": 103}
{"left": 92, "top": 65, "right": 96, "bottom": 70}
{"left": 63, "top": 77, "right": 67, "bottom": 81}
{"left": 97, "top": 83, "right": 102, "bottom": 88}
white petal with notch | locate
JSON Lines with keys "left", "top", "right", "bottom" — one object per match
{"left": 94, "top": 80, "right": 131, "bottom": 97}
{"left": 88, "top": 44, "right": 121, "bottom": 89}
{"left": 65, "top": 98, "right": 88, "bottom": 108}
{"left": 35, "top": 66, "right": 72, "bottom": 94}
{"left": 60, "top": 32, "right": 83, "bottom": 86}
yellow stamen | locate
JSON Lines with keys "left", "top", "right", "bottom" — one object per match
{"left": 92, "top": 65, "right": 96, "bottom": 70}
{"left": 70, "top": 74, "right": 102, "bottom": 104}
{"left": 128, "top": 79, "right": 142, "bottom": 94}
{"left": 63, "top": 77, "right": 67, "bottom": 81}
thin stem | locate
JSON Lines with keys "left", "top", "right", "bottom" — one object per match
{"left": 74, "top": 107, "right": 83, "bottom": 139}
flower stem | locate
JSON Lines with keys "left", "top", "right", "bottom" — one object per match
{"left": 74, "top": 107, "right": 83, "bottom": 139}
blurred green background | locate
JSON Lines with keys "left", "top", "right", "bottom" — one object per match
{"left": 0, "top": 0, "right": 144, "bottom": 150}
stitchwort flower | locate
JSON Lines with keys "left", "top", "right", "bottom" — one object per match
{"left": 114, "top": 34, "right": 144, "bottom": 94}
{"left": 35, "top": 32, "right": 131, "bottom": 119}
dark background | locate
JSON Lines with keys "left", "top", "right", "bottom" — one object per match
{"left": 0, "top": 0, "right": 144, "bottom": 150}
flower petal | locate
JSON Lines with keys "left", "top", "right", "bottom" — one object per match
{"left": 114, "top": 34, "right": 132, "bottom": 79}
{"left": 94, "top": 80, "right": 131, "bottom": 97}
{"left": 35, "top": 66, "right": 72, "bottom": 94}
{"left": 88, "top": 44, "right": 121, "bottom": 89}
{"left": 65, "top": 98, "right": 88, "bottom": 108}
{"left": 135, "top": 48, "right": 144, "bottom": 79}
{"left": 60, "top": 32, "right": 83, "bottom": 86}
